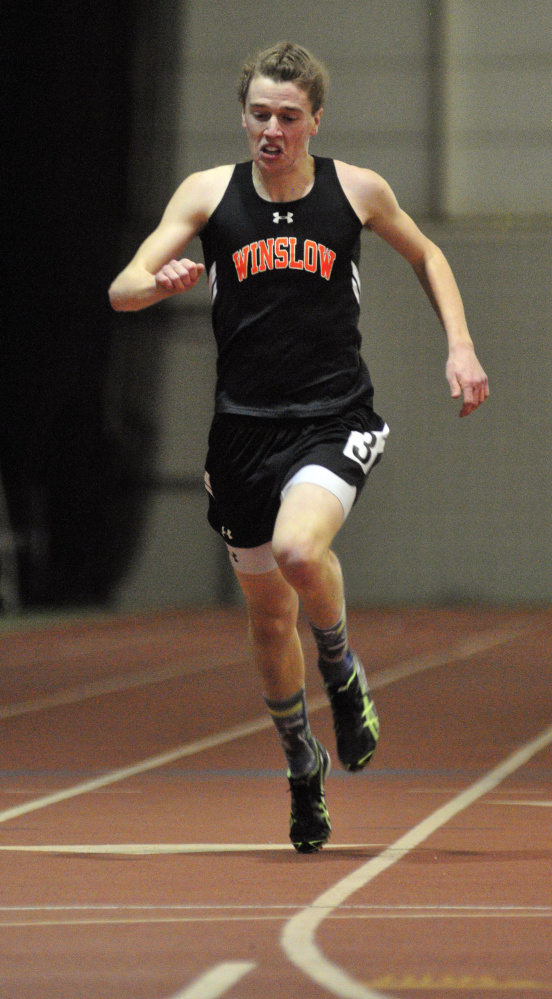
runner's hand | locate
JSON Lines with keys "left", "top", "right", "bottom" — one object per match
{"left": 155, "top": 258, "right": 205, "bottom": 295}
{"left": 446, "top": 345, "right": 489, "bottom": 418}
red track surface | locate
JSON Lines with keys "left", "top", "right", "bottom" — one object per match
{"left": 0, "top": 606, "right": 551, "bottom": 998}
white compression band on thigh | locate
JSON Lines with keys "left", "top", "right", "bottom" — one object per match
{"left": 281, "top": 464, "right": 357, "bottom": 520}
{"left": 226, "top": 541, "right": 277, "bottom": 575}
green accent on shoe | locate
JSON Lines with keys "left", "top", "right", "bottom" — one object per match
{"left": 288, "top": 739, "right": 331, "bottom": 854}
{"left": 325, "top": 652, "right": 380, "bottom": 772}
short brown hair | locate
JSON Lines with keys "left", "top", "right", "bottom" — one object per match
{"left": 237, "top": 41, "right": 329, "bottom": 114}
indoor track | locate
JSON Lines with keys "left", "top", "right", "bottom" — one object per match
{"left": 1, "top": 605, "right": 551, "bottom": 998}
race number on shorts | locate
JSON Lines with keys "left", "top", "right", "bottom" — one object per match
{"left": 343, "top": 424, "right": 389, "bottom": 475}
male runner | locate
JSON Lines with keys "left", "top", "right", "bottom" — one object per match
{"left": 109, "top": 42, "right": 489, "bottom": 852}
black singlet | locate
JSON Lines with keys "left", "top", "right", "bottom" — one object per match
{"left": 200, "top": 156, "right": 374, "bottom": 418}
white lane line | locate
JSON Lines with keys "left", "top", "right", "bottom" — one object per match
{"left": 305, "top": 625, "right": 525, "bottom": 715}
{"left": 0, "top": 718, "right": 273, "bottom": 825}
{"left": 165, "top": 962, "right": 256, "bottom": 999}
{"left": 408, "top": 787, "right": 548, "bottom": 795}
{"left": 0, "top": 658, "right": 220, "bottom": 720}
{"left": 366, "top": 973, "right": 552, "bottom": 992}
{"left": 0, "top": 624, "right": 523, "bottom": 721}
{"left": 3, "top": 913, "right": 552, "bottom": 930}
{"left": 1, "top": 904, "right": 297, "bottom": 912}
{"left": 1, "top": 622, "right": 226, "bottom": 667}
{"left": 485, "top": 799, "right": 552, "bottom": 807}
{"left": 3, "top": 912, "right": 552, "bottom": 929}
{"left": 2, "top": 904, "right": 550, "bottom": 930}
{"left": 362, "top": 625, "right": 528, "bottom": 690}
{"left": 0, "top": 625, "right": 522, "bottom": 827}
{"left": 0, "top": 917, "right": 275, "bottom": 928}
{"left": 0, "top": 842, "right": 381, "bottom": 855}
{"left": 2, "top": 903, "right": 551, "bottom": 914}
{"left": 1, "top": 789, "right": 141, "bottom": 795}
{"left": 281, "top": 721, "right": 552, "bottom": 999}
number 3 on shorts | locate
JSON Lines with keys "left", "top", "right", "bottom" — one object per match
{"left": 343, "top": 425, "right": 389, "bottom": 475}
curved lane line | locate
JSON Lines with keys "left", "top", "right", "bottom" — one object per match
{"left": 281, "top": 721, "right": 552, "bottom": 999}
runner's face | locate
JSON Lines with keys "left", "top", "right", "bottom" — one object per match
{"left": 242, "top": 76, "right": 322, "bottom": 173}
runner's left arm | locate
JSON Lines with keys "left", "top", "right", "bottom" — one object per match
{"left": 361, "top": 173, "right": 489, "bottom": 417}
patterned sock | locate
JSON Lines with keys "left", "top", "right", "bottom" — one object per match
{"left": 310, "top": 608, "right": 355, "bottom": 687}
{"left": 264, "top": 688, "right": 317, "bottom": 777}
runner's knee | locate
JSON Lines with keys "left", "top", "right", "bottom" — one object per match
{"left": 272, "top": 535, "right": 324, "bottom": 591}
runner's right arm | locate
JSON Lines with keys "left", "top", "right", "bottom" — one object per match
{"left": 108, "top": 167, "right": 230, "bottom": 312}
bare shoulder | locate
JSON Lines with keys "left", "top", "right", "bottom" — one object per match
{"left": 165, "top": 164, "right": 235, "bottom": 225}
{"left": 334, "top": 159, "right": 396, "bottom": 226}
{"left": 184, "top": 163, "right": 235, "bottom": 202}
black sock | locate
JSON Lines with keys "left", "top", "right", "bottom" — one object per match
{"left": 264, "top": 688, "right": 317, "bottom": 777}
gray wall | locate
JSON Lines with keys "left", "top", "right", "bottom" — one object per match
{"left": 111, "top": 0, "right": 551, "bottom": 609}
{"left": 336, "top": 218, "right": 552, "bottom": 604}
{"left": 443, "top": 0, "right": 551, "bottom": 214}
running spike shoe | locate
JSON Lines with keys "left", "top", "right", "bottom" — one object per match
{"left": 288, "top": 739, "right": 331, "bottom": 853}
{"left": 325, "top": 652, "right": 379, "bottom": 771}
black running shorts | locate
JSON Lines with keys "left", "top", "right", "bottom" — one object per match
{"left": 204, "top": 401, "right": 388, "bottom": 549}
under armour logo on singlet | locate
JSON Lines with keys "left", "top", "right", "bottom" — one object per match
{"left": 273, "top": 212, "right": 293, "bottom": 224}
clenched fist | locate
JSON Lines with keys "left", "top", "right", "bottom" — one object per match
{"left": 155, "top": 258, "right": 205, "bottom": 295}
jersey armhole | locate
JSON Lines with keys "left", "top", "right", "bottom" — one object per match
{"left": 201, "top": 164, "right": 238, "bottom": 234}
{"left": 330, "top": 158, "right": 366, "bottom": 229}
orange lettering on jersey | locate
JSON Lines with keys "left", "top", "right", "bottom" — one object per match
{"left": 318, "top": 244, "right": 336, "bottom": 280}
{"left": 232, "top": 239, "right": 337, "bottom": 280}
{"left": 304, "top": 239, "right": 317, "bottom": 273}
{"left": 232, "top": 246, "right": 250, "bottom": 281}
{"left": 258, "top": 239, "right": 274, "bottom": 271}
{"left": 288, "top": 237, "right": 304, "bottom": 270}
{"left": 249, "top": 242, "right": 259, "bottom": 275}
{"left": 275, "top": 237, "right": 289, "bottom": 269}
